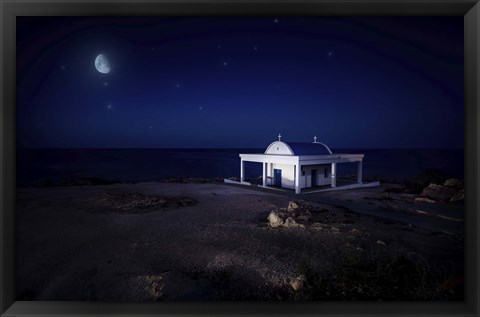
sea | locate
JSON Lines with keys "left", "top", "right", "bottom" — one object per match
{"left": 16, "top": 148, "right": 464, "bottom": 185}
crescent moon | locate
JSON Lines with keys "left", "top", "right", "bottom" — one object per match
{"left": 94, "top": 54, "right": 110, "bottom": 74}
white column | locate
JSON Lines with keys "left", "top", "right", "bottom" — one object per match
{"left": 262, "top": 162, "right": 267, "bottom": 187}
{"left": 331, "top": 162, "right": 336, "bottom": 188}
{"left": 240, "top": 159, "right": 245, "bottom": 182}
{"left": 295, "top": 163, "right": 301, "bottom": 194}
{"left": 265, "top": 163, "right": 270, "bottom": 185}
{"left": 268, "top": 163, "right": 273, "bottom": 185}
{"left": 357, "top": 161, "right": 363, "bottom": 184}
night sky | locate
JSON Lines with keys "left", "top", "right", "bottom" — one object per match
{"left": 17, "top": 17, "right": 463, "bottom": 149}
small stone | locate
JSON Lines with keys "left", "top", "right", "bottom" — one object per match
{"left": 284, "top": 217, "right": 305, "bottom": 228}
{"left": 376, "top": 240, "right": 386, "bottom": 245}
{"left": 290, "top": 275, "right": 306, "bottom": 291}
{"left": 287, "top": 201, "right": 300, "bottom": 211}
{"left": 144, "top": 275, "right": 164, "bottom": 300}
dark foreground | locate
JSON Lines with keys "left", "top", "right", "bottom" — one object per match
{"left": 16, "top": 181, "right": 463, "bottom": 301}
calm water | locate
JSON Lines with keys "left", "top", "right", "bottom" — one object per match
{"left": 16, "top": 148, "right": 464, "bottom": 184}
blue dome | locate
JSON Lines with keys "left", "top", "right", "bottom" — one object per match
{"left": 287, "top": 142, "right": 332, "bottom": 155}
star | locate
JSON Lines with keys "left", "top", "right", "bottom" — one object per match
{"left": 199, "top": 106, "right": 203, "bottom": 111}
{"left": 223, "top": 62, "right": 228, "bottom": 66}
{"left": 106, "top": 103, "right": 112, "bottom": 110}
{"left": 328, "top": 51, "right": 334, "bottom": 56}
{"left": 274, "top": 18, "right": 279, "bottom": 23}
{"left": 104, "top": 82, "right": 108, "bottom": 86}
{"left": 217, "top": 45, "right": 222, "bottom": 49}
{"left": 61, "top": 65, "right": 65, "bottom": 70}
{"left": 176, "top": 83, "right": 180, "bottom": 88}
{"left": 253, "top": 46, "right": 258, "bottom": 50}
{"left": 149, "top": 126, "right": 153, "bottom": 129}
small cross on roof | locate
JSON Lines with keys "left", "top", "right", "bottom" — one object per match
{"left": 278, "top": 133, "right": 282, "bottom": 141}
{"left": 313, "top": 136, "right": 318, "bottom": 143}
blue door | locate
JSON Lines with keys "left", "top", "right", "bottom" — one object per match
{"left": 274, "top": 169, "right": 282, "bottom": 187}
{"left": 311, "top": 169, "right": 317, "bottom": 186}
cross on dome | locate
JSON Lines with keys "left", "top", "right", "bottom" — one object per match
{"left": 278, "top": 133, "right": 282, "bottom": 141}
{"left": 313, "top": 136, "right": 318, "bottom": 143}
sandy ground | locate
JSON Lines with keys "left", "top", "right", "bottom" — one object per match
{"left": 16, "top": 182, "right": 464, "bottom": 301}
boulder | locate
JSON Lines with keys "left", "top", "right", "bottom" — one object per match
{"left": 290, "top": 274, "right": 306, "bottom": 291}
{"left": 405, "top": 169, "right": 451, "bottom": 194}
{"left": 288, "top": 201, "right": 300, "bottom": 211}
{"left": 284, "top": 217, "right": 305, "bottom": 228}
{"left": 444, "top": 178, "right": 463, "bottom": 189}
{"left": 267, "top": 211, "right": 285, "bottom": 227}
{"left": 420, "top": 183, "right": 457, "bottom": 202}
{"left": 449, "top": 189, "right": 464, "bottom": 203}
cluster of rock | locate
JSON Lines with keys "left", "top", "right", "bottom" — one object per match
{"left": 415, "top": 178, "right": 464, "bottom": 203}
{"left": 267, "top": 201, "right": 314, "bottom": 229}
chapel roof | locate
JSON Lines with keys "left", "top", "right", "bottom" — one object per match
{"left": 287, "top": 142, "right": 333, "bottom": 155}
{"left": 264, "top": 140, "right": 333, "bottom": 156}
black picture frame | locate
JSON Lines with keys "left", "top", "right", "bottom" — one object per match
{"left": 1, "top": 1, "right": 479, "bottom": 316}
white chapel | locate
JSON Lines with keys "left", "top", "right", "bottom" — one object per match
{"left": 238, "top": 135, "right": 365, "bottom": 194}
